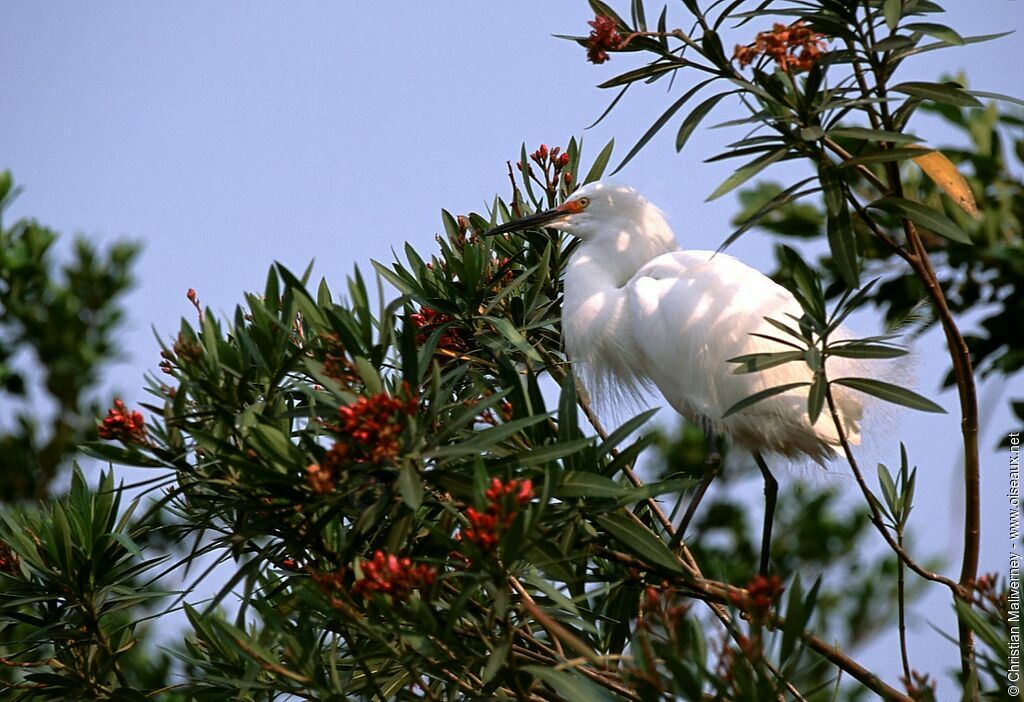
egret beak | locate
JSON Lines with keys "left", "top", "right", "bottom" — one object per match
{"left": 484, "top": 200, "right": 581, "bottom": 237}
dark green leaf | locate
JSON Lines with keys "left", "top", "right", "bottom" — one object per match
{"left": 827, "top": 199, "right": 860, "bottom": 287}
{"left": 524, "top": 666, "right": 615, "bottom": 702}
{"left": 867, "top": 196, "right": 972, "bottom": 244}
{"left": 677, "top": 92, "right": 731, "bottom": 152}
{"left": 706, "top": 148, "right": 789, "bottom": 201}
{"left": 593, "top": 512, "right": 684, "bottom": 574}
{"left": 613, "top": 78, "right": 716, "bottom": 174}
{"left": 883, "top": 0, "right": 902, "bottom": 31}
{"left": 556, "top": 472, "right": 628, "bottom": 499}
{"left": 903, "top": 22, "right": 965, "bottom": 45}
{"left": 890, "top": 81, "right": 983, "bottom": 107}
{"left": 839, "top": 146, "right": 933, "bottom": 166}
{"left": 827, "top": 342, "right": 908, "bottom": 359}
{"left": 722, "top": 382, "right": 810, "bottom": 418}
{"left": 827, "top": 126, "right": 922, "bottom": 143}
{"left": 831, "top": 377, "right": 946, "bottom": 413}
{"left": 728, "top": 350, "right": 805, "bottom": 374}
{"left": 877, "top": 463, "right": 899, "bottom": 519}
{"left": 808, "top": 372, "right": 826, "bottom": 424}
{"left": 584, "top": 139, "right": 616, "bottom": 183}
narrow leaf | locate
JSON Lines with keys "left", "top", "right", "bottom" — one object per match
{"left": 706, "top": 148, "right": 789, "bottom": 201}
{"left": 890, "top": 81, "right": 983, "bottom": 107}
{"left": 832, "top": 377, "right": 946, "bottom": 413}
{"left": 867, "top": 196, "right": 972, "bottom": 244}
{"left": 911, "top": 150, "right": 978, "bottom": 217}
{"left": 584, "top": 139, "right": 616, "bottom": 183}
{"left": 677, "top": 92, "right": 731, "bottom": 152}
{"left": 722, "top": 382, "right": 810, "bottom": 418}
{"left": 613, "top": 78, "right": 716, "bottom": 174}
{"left": 594, "top": 512, "right": 684, "bottom": 574}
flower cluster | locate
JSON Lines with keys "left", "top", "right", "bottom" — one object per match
{"left": 160, "top": 333, "right": 202, "bottom": 375}
{"left": 728, "top": 573, "right": 783, "bottom": 623}
{"left": 411, "top": 307, "right": 468, "bottom": 357}
{"left": 585, "top": 15, "right": 623, "bottom": 64}
{"left": 319, "top": 334, "right": 362, "bottom": 389}
{"left": 461, "top": 477, "right": 533, "bottom": 553}
{"left": 0, "top": 541, "right": 20, "bottom": 577}
{"left": 97, "top": 399, "right": 147, "bottom": 444}
{"left": 351, "top": 550, "right": 436, "bottom": 600}
{"left": 307, "top": 388, "right": 418, "bottom": 493}
{"left": 640, "top": 584, "right": 692, "bottom": 627}
{"left": 734, "top": 21, "right": 826, "bottom": 73}
{"left": 518, "top": 143, "right": 573, "bottom": 196}
{"left": 901, "top": 670, "right": 937, "bottom": 702}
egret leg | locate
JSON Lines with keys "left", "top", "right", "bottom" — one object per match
{"left": 752, "top": 451, "right": 778, "bottom": 576}
{"left": 671, "top": 424, "right": 721, "bottom": 548}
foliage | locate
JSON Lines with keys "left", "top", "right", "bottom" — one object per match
{"left": 733, "top": 97, "right": 1024, "bottom": 431}
{"left": 0, "top": 172, "right": 138, "bottom": 500}
{"left": 2, "top": 1, "right": 1020, "bottom": 700}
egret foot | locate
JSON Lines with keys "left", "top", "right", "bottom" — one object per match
{"left": 671, "top": 426, "right": 721, "bottom": 548}
{"left": 752, "top": 451, "right": 778, "bottom": 576}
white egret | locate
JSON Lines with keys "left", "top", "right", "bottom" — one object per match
{"left": 487, "top": 181, "right": 864, "bottom": 574}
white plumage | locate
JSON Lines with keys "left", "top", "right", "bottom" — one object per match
{"left": 488, "top": 180, "right": 868, "bottom": 571}
{"left": 541, "top": 181, "right": 862, "bottom": 463}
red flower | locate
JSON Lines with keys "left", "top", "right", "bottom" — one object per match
{"left": 0, "top": 542, "right": 19, "bottom": 577}
{"left": 350, "top": 550, "right": 436, "bottom": 601}
{"left": 411, "top": 307, "right": 468, "bottom": 357}
{"left": 459, "top": 477, "right": 534, "bottom": 554}
{"left": 307, "top": 388, "right": 418, "bottom": 493}
{"left": 586, "top": 15, "right": 623, "bottom": 64}
{"left": 98, "top": 399, "right": 147, "bottom": 444}
{"left": 734, "top": 20, "right": 826, "bottom": 73}
{"left": 729, "top": 573, "right": 783, "bottom": 623}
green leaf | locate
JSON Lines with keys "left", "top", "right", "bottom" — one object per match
{"left": 831, "top": 377, "right": 946, "bottom": 413}
{"left": 890, "top": 81, "right": 983, "bottom": 107}
{"left": 827, "top": 199, "right": 860, "bottom": 287}
{"left": 556, "top": 472, "right": 628, "bottom": 499}
{"left": 593, "top": 512, "right": 684, "bottom": 574}
{"left": 706, "top": 147, "right": 789, "bottom": 202}
{"left": 510, "top": 438, "right": 594, "bottom": 467}
{"left": 903, "top": 22, "right": 965, "bottom": 45}
{"left": 728, "top": 350, "right": 805, "bottom": 374}
{"left": 717, "top": 177, "right": 818, "bottom": 253}
{"left": 839, "top": 146, "right": 932, "bottom": 166}
{"left": 398, "top": 463, "right": 423, "bottom": 509}
{"left": 722, "top": 382, "right": 810, "bottom": 419}
{"left": 827, "top": 126, "right": 922, "bottom": 143}
{"left": 883, "top": 0, "right": 902, "bottom": 31}
{"left": 780, "top": 576, "right": 821, "bottom": 665}
{"left": 877, "top": 463, "right": 899, "bottom": 519}
{"left": 867, "top": 196, "right": 972, "bottom": 244}
{"left": 965, "top": 90, "right": 1024, "bottom": 108}
{"left": 524, "top": 666, "right": 615, "bottom": 702}
{"left": 807, "top": 372, "right": 826, "bottom": 424}
{"left": 584, "top": 139, "right": 616, "bottom": 184}
{"left": 597, "top": 408, "right": 659, "bottom": 460}
{"left": 598, "top": 62, "right": 677, "bottom": 89}
{"left": 612, "top": 78, "right": 716, "bottom": 175}
{"left": 480, "top": 315, "right": 541, "bottom": 362}
{"left": 826, "top": 342, "right": 908, "bottom": 359}
{"left": 677, "top": 92, "right": 731, "bottom": 152}
{"left": 955, "top": 599, "right": 1010, "bottom": 660}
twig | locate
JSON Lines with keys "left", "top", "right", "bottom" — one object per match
{"left": 823, "top": 386, "right": 961, "bottom": 594}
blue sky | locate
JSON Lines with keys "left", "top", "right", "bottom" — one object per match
{"left": 4, "top": 1, "right": 1022, "bottom": 694}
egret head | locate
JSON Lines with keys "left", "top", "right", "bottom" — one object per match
{"left": 485, "top": 181, "right": 673, "bottom": 250}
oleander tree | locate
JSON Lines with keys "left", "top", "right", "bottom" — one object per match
{"left": 0, "top": 1, "right": 1019, "bottom": 701}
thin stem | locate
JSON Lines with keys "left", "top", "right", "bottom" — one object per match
{"left": 897, "top": 527, "right": 912, "bottom": 682}
{"left": 823, "top": 385, "right": 960, "bottom": 593}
